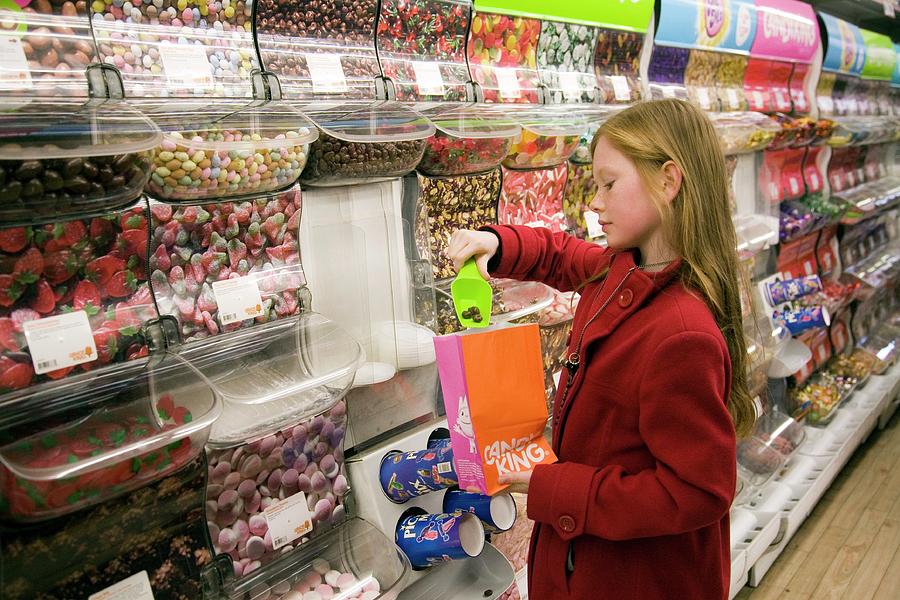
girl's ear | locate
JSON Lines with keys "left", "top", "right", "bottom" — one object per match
{"left": 660, "top": 160, "right": 683, "bottom": 205}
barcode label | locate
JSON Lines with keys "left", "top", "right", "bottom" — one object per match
{"left": 495, "top": 67, "right": 521, "bottom": 99}
{"left": 37, "top": 359, "right": 57, "bottom": 370}
{"left": 213, "top": 277, "right": 264, "bottom": 326}
{"left": 159, "top": 44, "right": 214, "bottom": 89}
{"left": 306, "top": 53, "right": 349, "bottom": 94}
{"left": 90, "top": 571, "right": 155, "bottom": 600}
{"left": 23, "top": 311, "right": 97, "bottom": 375}
{"left": 264, "top": 491, "right": 313, "bottom": 551}
{"left": 0, "top": 37, "right": 33, "bottom": 91}
{"left": 412, "top": 60, "right": 444, "bottom": 96}
{"left": 220, "top": 313, "right": 237, "bottom": 323}
{"left": 437, "top": 461, "right": 453, "bottom": 474}
{"left": 610, "top": 75, "right": 631, "bottom": 101}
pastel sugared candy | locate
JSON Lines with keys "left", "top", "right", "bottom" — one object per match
{"left": 332, "top": 475, "right": 349, "bottom": 496}
{"left": 240, "top": 455, "right": 263, "bottom": 478}
{"left": 208, "top": 521, "right": 221, "bottom": 542}
{"left": 218, "top": 489, "right": 239, "bottom": 511}
{"left": 246, "top": 535, "right": 266, "bottom": 560}
{"left": 282, "top": 468, "right": 299, "bottom": 489}
{"left": 246, "top": 491, "right": 262, "bottom": 514}
{"left": 256, "top": 469, "right": 272, "bottom": 485}
{"left": 313, "top": 499, "right": 333, "bottom": 522}
{"left": 304, "top": 570, "right": 323, "bottom": 587}
{"left": 324, "top": 570, "right": 341, "bottom": 587}
{"left": 331, "top": 505, "right": 346, "bottom": 524}
{"left": 319, "top": 455, "right": 338, "bottom": 479}
{"left": 293, "top": 453, "right": 309, "bottom": 473}
{"left": 224, "top": 472, "right": 241, "bottom": 490}
{"left": 314, "top": 584, "right": 334, "bottom": 599}
{"left": 273, "top": 580, "right": 291, "bottom": 595}
{"left": 218, "top": 528, "right": 238, "bottom": 552}
{"left": 363, "top": 579, "right": 380, "bottom": 593}
{"left": 249, "top": 514, "right": 268, "bottom": 536}
{"left": 336, "top": 573, "right": 356, "bottom": 589}
{"left": 207, "top": 483, "right": 224, "bottom": 498}
{"left": 211, "top": 461, "right": 231, "bottom": 483}
{"left": 238, "top": 478, "right": 257, "bottom": 498}
{"left": 233, "top": 519, "right": 250, "bottom": 542}
{"left": 311, "top": 558, "right": 331, "bottom": 575}
{"left": 311, "top": 471, "right": 328, "bottom": 493}
{"left": 268, "top": 469, "right": 284, "bottom": 490}
{"left": 244, "top": 560, "right": 262, "bottom": 575}
{"left": 260, "top": 435, "right": 277, "bottom": 456}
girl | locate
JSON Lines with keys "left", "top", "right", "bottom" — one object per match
{"left": 448, "top": 99, "right": 755, "bottom": 600}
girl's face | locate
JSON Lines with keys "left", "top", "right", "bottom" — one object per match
{"left": 589, "top": 136, "right": 663, "bottom": 251}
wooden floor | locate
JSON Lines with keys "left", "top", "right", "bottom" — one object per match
{"left": 735, "top": 409, "right": 900, "bottom": 600}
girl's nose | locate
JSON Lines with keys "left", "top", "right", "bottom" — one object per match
{"left": 589, "top": 189, "right": 604, "bottom": 212}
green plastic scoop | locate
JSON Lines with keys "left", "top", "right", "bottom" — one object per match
{"left": 451, "top": 258, "right": 493, "bottom": 329}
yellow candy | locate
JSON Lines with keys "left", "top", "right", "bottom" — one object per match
{"left": 91, "top": 0, "right": 105, "bottom": 12}
{"left": 472, "top": 16, "right": 483, "bottom": 34}
{"left": 225, "top": 6, "right": 234, "bottom": 18}
{"left": 177, "top": 0, "right": 187, "bottom": 11}
{"left": 506, "top": 35, "right": 517, "bottom": 51}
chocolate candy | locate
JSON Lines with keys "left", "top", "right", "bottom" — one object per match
{"left": 90, "top": 0, "right": 259, "bottom": 97}
{"left": 147, "top": 130, "right": 309, "bottom": 201}
{"left": 467, "top": 12, "right": 541, "bottom": 103}
{"left": 0, "top": 204, "right": 155, "bottom": 390}
{"left": 537, "top": 21, "right": 599, "bottom": 104}
{"left": 1, "top": 456, "right": 211, "bottom": 599}
{"left": 147, "top": 188, "right": 304, "bottom": 342}
{"left": 594, "top": 28, "right": 643, "bottom": 104}
{"left": 647, "top": 45, "right": 690, "bottom": 96}
{"left": 301, "top": 133, "right": 426, "bottom": 186}
{"left": 206, "top": 401, "right": 349, "bottom": 576}
{"left": 0, "top": 153, "right": 152, "bottom": 223}
{"left": 562, "top": 162, "right": 598, "bottom": 239}
{"left": 2, "top": 1, "right": 97, "bottom": 96}
{"left": 256, "top": 0, "right": 381, "bottom": 98}
{"left": 503, "top": 130, "right": 579, "bottom": 171}
{"left": 499, "top": 164, "right": 568, "bottom": 232}
{"left": 377, "top": 0, "right": 471, "bottom": 102}
{"left": 413, "top": 169, "right": 500, "bottom": 282}
{"left": 418, "top": 131, "right": 511, "bottom": 177}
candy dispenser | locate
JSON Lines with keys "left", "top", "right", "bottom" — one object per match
{"left": 537, "top": 20, "right": 599, "bottom": 104}
{"left": 744, "top": 59, "right": 793, "bottom": 114}
{"left": 709, "top": 112, "right": 780, "bottom": 156}
{"left": 736, "top": 406, "right": 801, "bottom": 488}
{"left": 0, "top": 354, "right": 221, "bottom": 599}
{"left": 717, "top": 54, "right": 750, "bottom": 112}
{"left": 594, "top": 28, "right": 644, "bottom": 105}
{"left": 0, "top": 100, "right": 159, "bottom": 224}
{"left": 466, "top": 9, "right": 542, "bottom": 103}
{"left": 89, "top": 0, "right": 259, "bottom": 98}
{"left": 647, "top": 45, "right": 690, "bottom": 100}
{"left": 684, "top": 50, "right": 723, "bottom": 111}
{"left": 376, "top": 0, "right": 473, "bottom": 102}
{"left": 501, "top": 107, "right": 586, "bottom": 171}
{"left": 563, "top": 161, "right": 603, "bottom": 241}
{"left": 0, "top": 0, "right": 100, "bottom": 97}
{"left": 500, "top": 164, "right": 568, "bottom": 231}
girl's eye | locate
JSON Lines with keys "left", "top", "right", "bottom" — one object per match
{"left": 604, "top": 180, "right": 615, "bottom": 191}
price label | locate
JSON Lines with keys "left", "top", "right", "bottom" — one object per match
{"left": 524, "top": 221, "right": 545, "bottom": 228}
{"left": 803, "top": 260, "right": 814, "bottom": 275}
{"left": 662, "top": 86, "right": 677, "bottom": 99}
{"left": 90, "top": 572, "right": 154, "bottom": 600}
{"left": 726, "top": 89, "right": 741, "bottom": 110}
{"left": 495, "top": 67, "right": 521, "bottom": 99}
{"left": 816, "top": 344, "right": 828, "bottom": 364}
{"left": 768, "top": 182, "right": 780, "bottom": 200}
{"left": 0, "top": 37, "right": 33, "bottom": 91}
{"left": 584, "top": 210, "right": 603, "bottom": 239}
{"left": 305, "top": 53, "right": 349, "bottom": 94}
{"left": 610, "top": 75, "right": 631, "bottom": 101}
{"left": 819, "top": 97, "right": 834, "bottom": 115}
{"left": 856, "top": 168, "right": 865, "bottom": 183}
{"left": 789, "top": 178, "right": 800, "bottom": 196}
{"left": 696, "top": 87, "right": 711, "bottom": 110}
{"left": 159, "top": 44, "right": 214, "bottom": 89}
{"left": 213, "top": 276, "right": 264, "bottom": 325}
{"left": 823, "top": 252, "right": 832, "bottom": 270}
{"left": 831, "top": 174, "right": 842, "bottom": 189}
{"left": 809, "top": 172, "right": 820, "bottom": 190}
{"left": 752, "top": 90, "right": 765, "bottom": 109}
{"left": 264, "top": 491, "right": 313, "bottom": 550}
{"left": 774, "top": 90, "right": 789, "bottom": 109}
{"left": 559, "top": 71, "right": 582, "bottom": 95}
{"left": 412, "top": 61, "right": 444, "bottom": 96}
{"left": 23, "top": 311, "right": 97, "bottom": 375}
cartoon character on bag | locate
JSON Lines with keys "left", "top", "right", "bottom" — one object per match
{"left": 454, "top": 395, "right": 477, "bottom": 454}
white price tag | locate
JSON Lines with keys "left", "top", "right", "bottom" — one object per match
{"left": 819, "top": 96, "right": 834, "bottom": 115}
{"left": 412, "top": 61, "right": 444, "bottom": 96}
{"left": 810, "top": 173, "right": 820, "bottom": 190}
{"left": 662, "top": 86, "right": 677, "bottom": 98}
{"left": 831, "top": 174, "right": 842, "bottom": 189}
{"left": 752, "top": 90, "right": 765, "bottom": 108}
{"left": 305, "top": 53, "right": 349, "bottom": 94}
{"left": 515, "top": 567, "right": 529, "bottom": 596}
{"left": 775, "top": 90, "right": 788, "bottom": 108}
{"left": 610, "top": 75, "right": 631, "bottom": 101}
{"left": 213, "top": 277, "right": 264, "bottom": 325}
{"left": 789, "top": 178, "right": 800, "bottom": 195}
{"left": 824, "top": 252, "right": 832, "bottom": 270}
{"left": 159, "top": 44, "right": 214, "bottom": 89}
{"left": 524, "top": 221, "right": 545, "bottom": 228}
{"left": 90, "top": 572, "right": 154, "bottom": 600}
{"left": 726, "top": 89, "right": 740, "bottom": 109}
{"left": 264, "top": 491, "right": 313, "bottom": 550}
{"left": 768, "top": 182, "right": 779, "bottom": 199}
{"left": 584, "top": 210, "right": 603, "bottom": 238}
{"left": 697, "top": 87, "right": 711, "bottom": 110}
{"left": 23, "top": 311, "right": 97, "bottom": 375}
{"left": 0, "top": 37, "right": 33, "bottom": 91}
{"left": 495, "top": 67, "right": 521, "bottom": 99}
{"left": 856, "top": 168, "right": 865, "bottom": 183}
{"left": 559, "top": 71, "right": 582, "bottom": 95}
{"left": 816, "top": 344, "right": 828, "bottom": 363}
{"left": 803, "top": 260, "right": 814, "bottom": 275}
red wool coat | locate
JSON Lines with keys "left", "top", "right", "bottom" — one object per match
{"left": 485, "top": 225, "right": 737, "bottom": 600}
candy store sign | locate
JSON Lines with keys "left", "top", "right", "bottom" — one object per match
{"left": 751, "top": 0, "right": 817, "bottom": 63}
{"left": 483, "top": 436, "right": 549, "bottom": 476}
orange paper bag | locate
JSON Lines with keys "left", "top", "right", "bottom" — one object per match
{"left": 434, "top": 323, "right": 557, "bottom": 495}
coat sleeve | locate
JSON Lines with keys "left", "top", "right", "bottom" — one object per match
{"left": 481, "top": 225, "right": 611, "bottom": 293}
{"left": 527, "top": 331, "right": 736, "bottom": 541}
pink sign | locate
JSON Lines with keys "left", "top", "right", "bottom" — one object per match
{"left": 751, "top": 0, "right": 818, "bottom": 64}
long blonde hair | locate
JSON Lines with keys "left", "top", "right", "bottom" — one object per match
{"left": 595, "top": 99, "right": 755, "bottom": 438}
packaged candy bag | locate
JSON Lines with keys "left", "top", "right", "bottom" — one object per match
{"left": 434, "top": 323, "right": 556, "bottom": 495}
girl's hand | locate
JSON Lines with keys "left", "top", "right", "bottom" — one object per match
{"left": 448, "top": 229, "right": 499, "bottom": 280}
{"left": 497, "top": 470, "right": 532, "bottom": 495}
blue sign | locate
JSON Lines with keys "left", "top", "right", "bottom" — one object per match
{"left": 655, "top": 0, "right": 757, "bottom": 55}
{"left": 819, "top": 12, "right": 866, "bottom": 76}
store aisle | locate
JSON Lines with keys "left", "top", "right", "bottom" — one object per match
{"left": 735, "top": 410, "right": 900, "bottom": 600}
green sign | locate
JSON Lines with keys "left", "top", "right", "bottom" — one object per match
{"left": 860, "top": 29, "right": 896, "bottom": 81}
{"left": 473, "top": 0, "right": 654, "bottom": 32}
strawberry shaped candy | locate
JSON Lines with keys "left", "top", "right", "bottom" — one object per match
{"left": 148, "top": 189, "right": 306, "bottom": 342}
{"left": 0, "top": 203, "right": 154, "bottom": 392}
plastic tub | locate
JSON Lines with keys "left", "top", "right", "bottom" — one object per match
{"left": 147, "top": 187, "right": 306, "bottom": 343}
{"left": 0, "top": 101, "right": 159, "bottom": 224}
{"left": 466, "top": 11, "right": 541, "bottom": 104}
{"left": 417, "top": 105, "right": 520, "bottom": 177}
{"left": 0, "top": 200, "right": 158, "bottom": 393}
{"left": 500, "top": 164, "right": 568, "bottom": 232}
{"left": 503, "top": 127, "right": 581, "bottom": 171}
{"left": 0, "top": 352, "right": 220, "bottom": 522}
{"left": 140, "top": 101, "right": 317, "bottom": 202}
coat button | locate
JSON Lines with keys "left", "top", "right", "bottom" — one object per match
{"left": 559, "top": 515, "right": 576, "bottom": 533}
{"left": 618, "top": 288, "right": 633, "bottom": 307}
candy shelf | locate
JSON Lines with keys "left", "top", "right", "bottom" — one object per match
{"left": 0, "top": 100, "right": 160, "bottom": 224}
{"left": 89, "top": 0, "right": 259, "bottom": 98}
{"left": 1, "top": 452, "right": 212, "bottom": 599}
{"left": 466, "top": 10, "right": 541, "bottom": 104}
{"left": 296, "top": 102, "right": 434, "bottom": 187}
{"left": 137, "top": 101, "right": 317, "bottom": 202}
{"left": 0, "top": 352, "right": 220, "bottom": 522}
{"left": 0, "top": 201, "right": 158, "bottom": 393}
{"left": 594, "top": 27, "right": 643, "bottom": 105}
{"left": 217, "top": 517, "right": 409, "bottom": 599}
{"left": 416, "top": 105, "right": 520, "bottom": 177}
{"left": 376, "top": 0, "right": 473, "bottom": 102}
{"left": 537, "top": 20, "right": 599, "bottom": 104}
{"left": 499, "top": 164, "right": 568, "bottom": 232}
{"left": 179, "top": 313, "right": 362, "bottom": 447}
{"left": 205, "top": 400, "right": 350, "bottom": 580}
{"left": 256, "top": 0, "right": 382, "bottom": 100}
{"left": 0, "top": 0, "right": 99, "bottom": 97}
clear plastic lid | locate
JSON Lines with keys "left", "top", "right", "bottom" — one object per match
{"left": 495, "top": 105, "right": 589, "bottom": 137}
{"left": 0, "top": 100, "right": 161, "bottom": 159}
{"left": 294, "top": 101, "right": 435, "bottom": 143}
{"left": 89, "top": 2, "right": 259, "bottom": 98}
{"left": 0, "top": 352, "right": 221, "bottom": 521}
{"left": 737, "top": 406, "right": 798, "bottom": 487}
{"left": 415, "top": 103, "right": 521, "bottom": 140}
{"left": 221, "top": 517, "right": 409, "bottom": 600}
{"left": 491, "top": 279, "right": 554, "bottom": 324}
{"left": 733, "top": 214, "right": 779, "bottom": 255}
{"left": 179, "top": 313, "right": 362, "bottom": 448}
{"left": 0, "top": 1, "right": 98, "bottom": 97}
{"left": 710, "top": 111, "right": 781, "bottom": 155}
